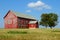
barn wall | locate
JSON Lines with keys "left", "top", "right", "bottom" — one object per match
{"left": 29, "top": 24, "right": 36, "bottom": 28}
{"left": 4, "top": 11, "right": 18, "bottom": 28}
{"left": 29, "top": 22, "right": 39, "bottom": 28}
{"left": 17, "top": 17, "right": 30, "bottom": 28}
{"left": 17, "top": 17, "right": 38, "bottom": 29}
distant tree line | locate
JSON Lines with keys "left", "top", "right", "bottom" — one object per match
{"left": 40, "top": 13, "right": 58, "bottom": 29}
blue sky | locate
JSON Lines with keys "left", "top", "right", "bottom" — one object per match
{"left": 0, "top": 0, "right": 60, "bottom": 28}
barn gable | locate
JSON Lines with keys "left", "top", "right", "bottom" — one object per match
{"left": 4, "top": 10, "right": 10, "bottom": 18}
{"left": 4, "top": 10, "right": 18, "bottom": 28}
{"left": 4, "top": 10, "right": 16, "bottom": 19}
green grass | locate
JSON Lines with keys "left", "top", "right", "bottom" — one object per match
{"left": 0, "top": 28, "right": 60, "bottom": 40}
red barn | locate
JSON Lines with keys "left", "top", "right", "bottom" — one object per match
{"left": 4, "top": 10, "right": 38, "bottom": 29}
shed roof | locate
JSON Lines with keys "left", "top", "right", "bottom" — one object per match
{"left": 29, "top": 21, "right": 37, "bottom": 24}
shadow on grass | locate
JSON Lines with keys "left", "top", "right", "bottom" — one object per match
{"left": 7, "top": 31, "right": 27, "bottom": 34}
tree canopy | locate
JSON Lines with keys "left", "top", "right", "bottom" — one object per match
{"left": 40, "top": 13, "right": 58, "bottom": 29}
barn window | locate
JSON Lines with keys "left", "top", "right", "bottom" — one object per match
{"left": 7, "top": 20, "right": 12, "bottom": 24}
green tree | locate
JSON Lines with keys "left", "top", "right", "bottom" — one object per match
{"left": 40, "top": 13, "right": 58, "bottom": 29}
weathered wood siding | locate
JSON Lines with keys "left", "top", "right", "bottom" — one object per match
{"left": 17, "top": 17, "right": 29, "bottom": 28}
{"left": 4, "top": 11, "right": 17, "bottom": 28}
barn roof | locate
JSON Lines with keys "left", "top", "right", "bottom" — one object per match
{"left": 13, "top": 11, "right": 36, "bottom": 20}
{"left": 4, "top": 10, "right": 36, "bottom": 20}
{"left": 29, "top": 21, "right": 37, "bottom": 24}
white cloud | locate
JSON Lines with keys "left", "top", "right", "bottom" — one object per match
{"left": 26, "top": 10, "right": 31, "bottom": 12}
{"left": 28, "top": 1, "right": 51, "bottom": 10}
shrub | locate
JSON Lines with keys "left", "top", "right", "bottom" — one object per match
{"left": 7, "top": 31, "right": 27, "bottom": 34}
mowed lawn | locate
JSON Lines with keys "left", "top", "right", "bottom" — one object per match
{"left": 0, "top": 28, "right": 60, "bottom": 40}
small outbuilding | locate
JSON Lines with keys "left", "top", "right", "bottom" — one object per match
{"left": 29, "top": 21, "right": 38, "bottom": 28}
{"left": 4, "top": 10, "right": 39, "bottom": 29}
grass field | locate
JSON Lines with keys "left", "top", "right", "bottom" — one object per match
{"left": 0, "top": 28, "right": 60, "bottom": 40}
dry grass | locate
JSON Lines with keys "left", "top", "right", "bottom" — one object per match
{"left": 0, "top": 28, "right": 60, "bottom": 40}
